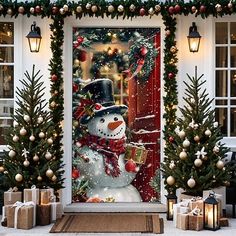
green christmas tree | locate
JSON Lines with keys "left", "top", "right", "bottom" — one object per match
{"left": 3, "top": 65, "right": 64, "bottom": 193}
{"left": 162, "top": 72, "right": 233, "bottom": 195}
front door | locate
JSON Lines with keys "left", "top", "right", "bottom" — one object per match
{"left": 71, "top": 28, "right": 161, "bottom": 203}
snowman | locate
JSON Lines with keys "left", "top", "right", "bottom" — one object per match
{"left": 75, "top": 79, "right": 142, "bottom": 202}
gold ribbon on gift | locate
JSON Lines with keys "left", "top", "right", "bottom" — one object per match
{"left": 12, "top": 201, "right": 36, "bottom": 228}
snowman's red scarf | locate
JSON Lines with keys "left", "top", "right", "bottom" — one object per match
{"left": 80, "top": 134, "right": 126, "bottom": 177}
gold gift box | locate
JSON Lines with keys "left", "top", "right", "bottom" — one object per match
{"left": 124, "top": 144, "right": 148, "bottom": 164}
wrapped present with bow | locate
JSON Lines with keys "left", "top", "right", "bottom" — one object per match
{"left": 40, "top": 188, "right": 54, "bottom": 205}
{"left": 188, "top": 206, "right": 204, "bottom": 231}
{"left": 7, "top": 201, "right": 35, "bottom": 229}
{"left": 189, "top": 197, "right": 204, "bottom": 212}
{"left": 176, "top": 213, "right": 189, "bottom": 230}
{"left": 173, "top": 202, "right": 189, "bottom": 227}
{"left": 124, "top": 143, "right": 148, "bottom": 164}
{"left": 4, "top": 187, "right": 22, "bottom": 206}
{"left": 23, "top": 185, "right": 39, "bottom": 205}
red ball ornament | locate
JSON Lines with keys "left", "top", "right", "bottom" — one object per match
{"left": 191, "top": 6, "right": 197, "bottom": 13}
{"left": 73, "top": 83, "right": 79, "bottom": 93}
{"left": 139, "top": 8, "right": 146, "bottom": 16}
{"left": 140, "top": 46, "right": 148, "bottom": 56}
{"left": 77, "top": 36, "right": 84, "bottom": 44}
{"left": 52, "top": 6, "right": 59, "bottom": 14}
{"left": 73, "top": 42, "right": 80, "bottom": 49}
{"left": 168, "top": 6, "right": 175, "bottom": 15}
{"left": 125, "top": 160, "right": 137, "bottom": 173}
{"left": 72, "top": 169, "right": 80, "bottom": 179}
{"left": 35, "top": 5, "right": 41, "bottom": 14}
{"left": 199, "top": 5, "right": 206, "bottom": 13}
{"left": 168, "top": 72, "right": 174, "bottom": 79}
{"left": 174, "top": 4, "right": 181, "bottom": 13}
{"left": 94, "top": 103, "right": 102, "bottom": 110}
{"left": 51, "top": 74, "right": 58, "bottom": 82}
{"left": 169, "top": 136, "right": 174, "bottom": 143}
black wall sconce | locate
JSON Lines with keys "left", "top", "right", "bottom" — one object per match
{"left": 187, "top": 22, "right": 201, "bottom": 53}
{"left": 26, "top": 21, "right": 42, "bottom": 53}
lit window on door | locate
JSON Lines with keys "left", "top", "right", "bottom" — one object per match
{"left": 215, "top": 22, "right": 236, "bottom": 136}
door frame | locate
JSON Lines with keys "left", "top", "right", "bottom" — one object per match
{"left": 63, "top": 15, "right": 166, "bottom": 211}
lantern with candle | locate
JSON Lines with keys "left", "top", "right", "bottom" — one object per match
{"left": 166, "top": 193, "right": 177, "bottom": 220}
{"left": 203, "top": 193, "right": 220, "bottom": 231}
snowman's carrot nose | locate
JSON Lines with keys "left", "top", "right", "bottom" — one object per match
{"left": 108, "top": 120, "right": 123, "bottom": 130}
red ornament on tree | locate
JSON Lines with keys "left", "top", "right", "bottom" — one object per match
{"left": 168, "top": 72, "right": 174, "bottom": 79}
{"left": 77, "top": 36, "right": 84, "bottom": 45}
{"left": 140, "top": 46, "right": 148, "bottom": 56}
{"left": 191, "top": 6, "right": 197, "bottom": 13}
{"left": 125, "top": 160, "right": 137, "bottom": 173}
{"left": 169, "top": 136, "right": 174, "bottom": 143}
{"left": 35, "top": 5, "right": 41, "bottom": 14}
{"left": 72, "top": 169, "right": 80, "bottom": 179}
{"left": 199, "top": 5, "right": 206, "bottom": 13}
{"left": 139, "top": 8, "right": 146, "bottom": 16}
{"left": 51, "top": 74, "right": 58, "bottom": 82}
{"left": 73, "top": 83, "right": 79, "bottom": 93}
{"left": 168, "top": 6, "right": 175, "bottom": 15}
{"left": 174, "top": 4, "right": 181, "bottom": 13}
{"left": 52, "top": 6, "right": 58, "bottom": 14}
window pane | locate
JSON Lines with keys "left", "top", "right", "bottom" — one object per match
{"left": 0, "top": 100, "right": 13, "bottom": 117}
{"left": 216, "top": 22, "right": 227, "bottom": 44}
{"left": 231, "top": 100, "right": 236, "bottom": 105}
{"left": 216, "top": 100, "right": 228, "bottom": 105}
{"left": 0, "top": 47, "right": 14, "bottom": 63}
{"left": 231, "top": 108, "right": 236, "bottom": 136}
{"left": 0, "top": 119, "right": 12, "bottom": 145}
{"left": 231, "top": 47, "right": 236, "bottom": 67}
{"left": 215, "top": 108, "right": 227, "bottom": 136}
{"left": 230, "top": 22, "right": 236, "bottom": 44}
{"left": 230, "top": 70, "right": 236, "bottom": 97}
{"left": 0, "top": 22, "right": 14, "bottom": 44}
{"left": 0, "top": 65, "right": 14, "bottom": 98}
{"left": 215, "top": 70, "right": 227, "bottom": 97}
{"left": 216, "top": 47, "right": 228, "bottom": 67}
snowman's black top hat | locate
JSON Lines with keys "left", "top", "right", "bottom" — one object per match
{"left": 80, "top": 79, "right": 128, "bottom": 125}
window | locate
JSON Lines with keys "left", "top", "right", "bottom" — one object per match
{"left": 0, "top": 22, "right": 14, "bottom": 145}
{"left": 215, "top": 22, "right": 236, "bottom": 137}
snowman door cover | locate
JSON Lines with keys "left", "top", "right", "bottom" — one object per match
{"left": 72, "top": 28, "right": 161, "bottom": 203}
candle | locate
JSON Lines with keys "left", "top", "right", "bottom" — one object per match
{"left": 207, "top": 208, "right": 213, "bottom": 228}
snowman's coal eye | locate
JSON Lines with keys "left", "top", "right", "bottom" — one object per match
{"left": 114, "top": 117, "right": 118, "bottom": 121}
{"left": 100, "top": 118, "right": 105, "bottom": 123}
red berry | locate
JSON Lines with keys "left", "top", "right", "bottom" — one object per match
{"left": 73, "top": 83, "right": 79, "bottom": 93}
{"left": 125, "top": 160, "right": 137, "bottom": 173}
{"left": 168, "top": 72, "right": 174, "bottom": 79}
{"left": 169, "top": 136, "right": 174, "bottom": 143}
{"left": 77, "top": 36, "right": 84, "bottom": 44}
{"left": 51, "top": 74, "right": 58, "bottom": 82}
{"left": 72, "top": 169, "right": 80, "bottom": 179}
{"left": 139, "top": 8, "right": 146, "bottom": 16}
{"left": 94, "top": 103, "right": 102, "bottom": 110}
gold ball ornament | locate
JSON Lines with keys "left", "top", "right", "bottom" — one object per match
{"left": 47, "top": 138, "right": 53, "bottom": 145}
{"left": 170, "top": 46, "right": 177, "bottom": 53}
{"left": 37, "top": 176, "right": 42, "bottom": 181}
{"left": 91, "top": 5, "right": 98, "bottom": 13}
{"left": 7, "top": 8, "right": 13, "bottom": 15}
{"left": 33, "top": 154, "right": 39, "bottom": 162}
{"left": 194, "top": 135, "right": 200, "bottom": 142}
{"left": 107, "top": 5, "right": 115, "bottom": 13}
{"left": 167, "top": 176, "right": 175, "bottom": 186}
{"left": 0, "top": 5, "right": 3, "bottom": 11}
{"left": 213, "top": 122, "right": 219, "bottom": 128}
{"left": 213, "top": 146, "right": 220, "bottom": 153}
{"left": 215, "top": 4, "right": 222, "bottom": 12}
{"left": 179, "top": 150, "right": 187, "bottom": 160}
{"left": 59, "top": 8, "right": 65, "bottom": 15}
{"left": 63, "top": 4, "right": 69, "bottom": 11}
{"left": 129, "top": 4, "right": 136, "bottom": 12}
{"left": 178, "top": 130, "right": 186, "bottom": 139}
{"left": 76, "top": 6, "right": 83, "bottom": 13}
{"left": 13, "top": 121, "right": 19, "bottom": 127}
{"left": 46, "top": 169, "right": 54, "bottom": 178}
{"left": 50, "top": 101, "right": 56, "bottom": 108}
{"left": 187, "top": 177, "right": 196, "bottom": 188}
{"left": 148, "top": 7, "right": 155, "bottom": 16}
{"left": 37, "top": 116, "right": 43, "bottom": 124}
{"left": 169, "top": 161, "right": 175, "bottom": 169}
{"left": 183, "top": 139, "right": 190, "bottom": 148}
{"left": 20, "top": 127, "right": 27, "bottom": 136}
{"left": 117, "top": 5, "right": 124, "bottom": 13}
{"left": 194, "top": 158, "right": 203, "bottom": 167}
{"left": 23, "top": 115, "right": 30, "bottom": 122}
{"left": 45, "top": 151, "right": 52, "bottom": 160}
{"left": 23, "top": 159, "right": 30, "bottom": 167}
{"left": 205, "top": 129, "right": 212, "bottom": 136}
{"left": 216, "top": 160, "right": 224, "bottom": 169}
{"left": 29, "top": 135, "right": 35, "bottom": 141}
{"left": 86, "top": 3, "right": 91, "bottom": 10}
{"left": 52, "top": 175, "right": 57, "bottom": 182}
{"left": 39, "top": 132, "right": 45, "bottom": 138}
{"left": 15, "top": 173, "right": 23, "bottom": 182}
{"left": 155, "top": 5, "right": 161, "bottom": 12}
{"left": 0, "top": 166, "right": 4, "bottom": 172}
{"left": 12, "top": 135, "right": 19, "bottom": 142}
{"left": 8, "top": 150, "right": 16, "bottom": 158}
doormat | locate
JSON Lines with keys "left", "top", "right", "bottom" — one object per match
{"left": 50, "top": 213, "right": 164, "bottom": 234}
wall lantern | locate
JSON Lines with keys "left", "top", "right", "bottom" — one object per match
{"left": 203, "top": 193, "right": 220, "bottom": 231}
{"left": 26, "top": 21, "right": 42, "bottom": 53}
{"left": 166, "top": 194, "right": 177, "bottom": 220}
{"left": 187, "top": 22, "right": 201, "bottom": 53}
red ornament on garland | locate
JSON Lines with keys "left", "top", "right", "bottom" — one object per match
{"left": 73, "top": 83, "right": 79, "bottom": 93}
{"left": 168, "top": 6, "right": 175, "bottom": 15}
{"left": 169, "top": 136, "right": 174, "bottom": 143}
{"left": 35, "top": 5, "right": 41, "bottom": 14}
{"left": 199, "top": 5, "right": 206, "bottom": 13}
{"left": 51, "top": 74, "right": 58, "bottom": 82}
{"left": 168, "top": 72, "right": 174, "bottom": 79}
{"left": 140, "top": 46, "right": 148, "bottom": 56}
{"left": 125, "top": 160, "right": 137, "bottom": 173}
{"left": 77, "top": 36, "right": 84, "bottom": 45}
{"left": 72, "top": 169, "right": 80, "bottom": 179}
{"left": 191, "top": 6, "right": 197, "bottom": 13}
{"left": 52, "top": 6, "right": 59, "bottom": 14}
{"left": 139, "top": 8, "right": 146, "bottom": 16}
{"left": 174, "top": 4, "right": 181, "bottom": 13}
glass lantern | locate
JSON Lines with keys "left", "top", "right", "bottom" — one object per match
{"left": 166, "top": 194, "right": 177, "bottom": 220}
